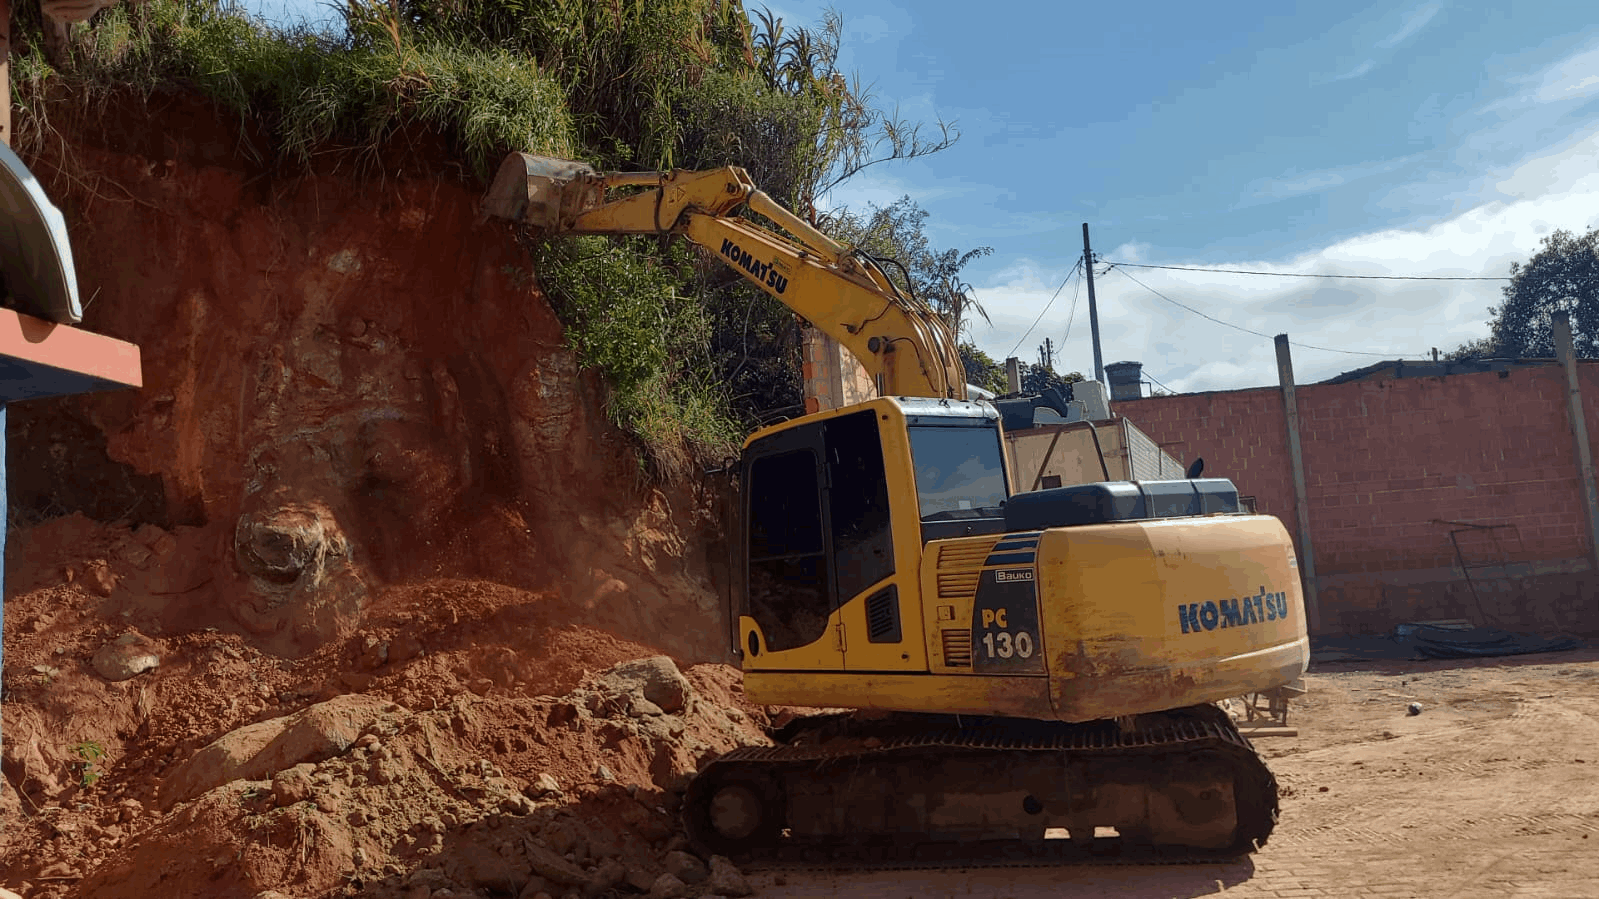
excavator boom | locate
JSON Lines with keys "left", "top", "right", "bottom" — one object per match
{"left": 485, "top": 153, "right": 965, "bottom": 401}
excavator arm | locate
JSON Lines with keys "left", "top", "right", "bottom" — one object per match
{"left": 484, "top": 153, "right": 965, "bottom": 400}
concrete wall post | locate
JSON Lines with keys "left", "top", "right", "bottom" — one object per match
{"left": 1274, "top": 334, "right": 1321, "bottom": 632}
{"left": 801, "top": 326, "right": 875, "bottom": 413}
{"left": 1552, "top": 312, "right": 1599, "bottom": 573}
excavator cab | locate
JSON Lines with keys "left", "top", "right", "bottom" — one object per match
{"left": 739, "top": 398, "right": 1013, "bottom": 669}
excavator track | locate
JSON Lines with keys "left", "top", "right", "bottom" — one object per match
{"left": 683, "top": 704, "right": 1277, "bottom": 868}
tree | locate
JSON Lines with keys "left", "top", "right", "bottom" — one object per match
{"left": 1021, "top": 363, "right": 1082, "bottom": 394}
{"left": 741, "top": 8, "right": 958, "bottom": 218}
{"left": 669, "top": 8, "right": 969, "bottom": 423}
{"left": 959, "top": 343, "right": 1005, "bottom": 394}
{"left": 1443, "top": 336, "right": 1498, "bottom": 362}
{"left": 824, "top": 195, "right": 993, "bottom": 341}
{"left": 1453, "top": 226, "right": 1599, "bottom": 359}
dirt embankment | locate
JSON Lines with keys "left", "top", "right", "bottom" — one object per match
{"left": 2, "top": 92, "right": 750, "bottom": 899}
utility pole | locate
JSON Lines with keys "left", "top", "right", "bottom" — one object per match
{"left": 1082, "top": 223, "right": 1104, "bottom": 384}
{"left": 1038, "top": 337, "right": 1054, "bottom": 372}
{"left": 1552, "top": 312, "right": 1599, "bottom": 574}
{"left": 1274, "top": 334, "right": 1321, "bottom": 633}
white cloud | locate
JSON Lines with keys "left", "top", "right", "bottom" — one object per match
{"left": 1353, "top": 38, "right": 1599, "bottom": 227}
{"left": 965, "top": 139, "right": 1599, "bottom": 394}
{"left": 1315, "top": 4, "right": 1442, "bottom": 85}
{"left": 1333, "top": 59, "right": 1377, "bottom": 81}
{"left": 1377, "top": 3, "right": 1442, "bottom": 50}
{"left": 1532, "top": 43, "right": 1599, "bottom": 103}
{"left": 1476, "top": 39, "right": 1599, "bottom": 116}
{"left": 1247, "top": 152, "right": 1422, "bottom": 201}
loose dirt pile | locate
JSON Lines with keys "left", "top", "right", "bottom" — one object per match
{"left": 3, "top": 535, "right": 773, "bottom": 898}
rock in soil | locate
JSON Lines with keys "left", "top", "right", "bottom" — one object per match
{"left": 708, "top": 855, "right": 754, "bottom": 897}
{"left": 523, "top": 838, "right": 591, "bottom": 887}
{"left": 162, "top": 693, "right": 400, "bottom": 807}
{"left": 648, "top": 871, "right": 690, "bottom": 899}
{"left": 663, "top": 849, "right": 708, "bottom": 884}
{"left": 91, "top": 632, "right": 162, "bottom": 681}
{"left": 598, "top": 657, "right": 692, "bottom": 713}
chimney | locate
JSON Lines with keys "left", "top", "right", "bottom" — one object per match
{"left": 1104, "top": 360, "right": 1144, "bottom": 402}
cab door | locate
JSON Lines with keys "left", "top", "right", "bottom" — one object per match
{"left": 740, "top": 408, "right": 914, "bottom": 672}
{"left": 821, "top": 411, "right": 910, "bottom": 671}
{"left": 740, "top": 423, "right": 843, "bottom": 670}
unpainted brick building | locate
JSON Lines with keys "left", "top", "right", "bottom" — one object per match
{"left": 1117, "top": 363, "right": 1599, "bottom": 636}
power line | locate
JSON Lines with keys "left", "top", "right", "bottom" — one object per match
{"left": 1108, "top": 266, "right": 1404, "bottom": 358}
{"left": 1008, "top": 258, "right": 1082, "bottom": 357}
{"left": 1061, "top": 264, "right": 1085, "bottom": 344}
{"left": 1144, "top": 370, "right": 1177, "bottom": 393}
{"left": 1106, "top": 260, "right": 1510, "bottom": 281}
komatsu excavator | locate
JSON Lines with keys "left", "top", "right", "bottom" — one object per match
{"left": 485, "top": 154, "right": 1309, "bottom": 864}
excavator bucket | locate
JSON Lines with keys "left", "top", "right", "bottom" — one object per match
{"left": 483, "top": 153, "right": 602, "bottom": 232}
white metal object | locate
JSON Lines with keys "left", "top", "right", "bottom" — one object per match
{"left": 0, "top": 140, "right": 81, "bottom": 323}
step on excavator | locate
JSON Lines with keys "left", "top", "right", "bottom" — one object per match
{"left": 484, "top": 155, "right": 1309, "bottom": 865}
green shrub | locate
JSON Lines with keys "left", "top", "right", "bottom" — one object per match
{"left": 672, "top": 70, "right": 823, "bottom": 209}
{"left": 532, "top": 236, "right": 741, "bottom": 478}
{"left": 71, "top": 740, "right": 107, "bottom": 789}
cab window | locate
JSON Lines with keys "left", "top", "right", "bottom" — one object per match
{"left": 824, "top": 410, "right": 893, "bottom": 602}
{"left": 907, "top": 424, "right": 1008, "bottom": 521}
{"left": 746, "top": 448, "right": 829, "bottom": 653}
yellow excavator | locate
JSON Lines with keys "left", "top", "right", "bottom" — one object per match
{"left": 485, "top": 155, "right": 1309, "bottom": 864}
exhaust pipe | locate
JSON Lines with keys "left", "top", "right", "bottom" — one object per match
{"left": 483, "top": 153, "right": 603, "bottom": 232}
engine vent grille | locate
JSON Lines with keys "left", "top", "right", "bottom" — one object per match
{"left": 936, "top": 571, "right": 981, "bottom": 601}
{"left": 865, "top": 587, "right": 901, "bottom": 643}
{"left": 940, "top": 629, "right": 972, "bottom": 668}
{"left": 937, "top": 538, "right": 1000, "bottom": 570}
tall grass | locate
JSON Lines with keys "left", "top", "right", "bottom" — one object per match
{"left": 392, "top": 0, "right": 755, "bottom": 171}
{"left": 12, "top": 0, "right": 575, "bottom": 175}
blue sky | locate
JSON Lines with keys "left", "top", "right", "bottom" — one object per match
{"left": 245, "top": 0, "right": 1599, "bottom": 392}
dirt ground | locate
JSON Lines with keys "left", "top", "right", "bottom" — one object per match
{"left": 0, "top": 526, "right": 776, "bottom": 899}
{"left": 751, "top": 648, "right": 1599, "bottom": 899}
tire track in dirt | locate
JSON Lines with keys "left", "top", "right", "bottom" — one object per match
{"left": 1274, "top": 691, "right": 1599, "bottom": 850}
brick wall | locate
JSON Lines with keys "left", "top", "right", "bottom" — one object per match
{"left": 801, "top": 327, "right": 875, "bottom": 413}
{"left": 1117, "top": 363, "right": 1599, "bottom": 636}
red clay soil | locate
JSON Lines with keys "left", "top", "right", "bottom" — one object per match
{"left": 9, "top": 88, "right": 734, "bottom": 662}
{"left": 2, "top": 90, "right": 755, "bottom": 898}
{"left": 3, "top": 558, "right": 772, "bottom": 898}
